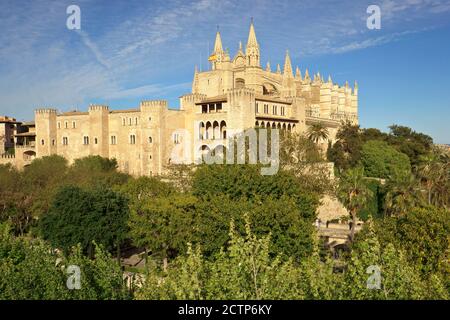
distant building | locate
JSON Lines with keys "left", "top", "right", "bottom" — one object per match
{"left": 5, "top": 21, "right": 359, "bottom": 175}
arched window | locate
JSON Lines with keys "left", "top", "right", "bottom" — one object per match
{"left": 205, "top": 122, "right": 212, "bottom": 140}
{"left": 220, "top": 120, "right": 227, "bottom": 139}
{"left": 213, "top": 121, "right": 220, "bottom": 140}
{"left": 83, "top": 136, "right": 89, "bottom": 145}
{"left": 41, "top": 139, "right": 45, "bottom": 145}
{"left": 149, "top": 136, "right": 153, "bottom": 143}
{"left": 130, "top": 135, "right": 136, "bottom": 144}
{"left": 94, "top": 138, "right": 98, "bottom": 144}
{"left": 199, "top": 122, "right": 205, "bottom": 140}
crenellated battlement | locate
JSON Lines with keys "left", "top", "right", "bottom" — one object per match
{"left": 89, "top": 104, "right": 109, "bottom": 112}
{"left": 0, "top": 154, "right": 15, "bottom": 159}
{"left": 181, "top": 93, "right": 207, "bottom": 104}
{"left": 35, "top": 108, "right": 57, "bottom": 114}
{"left": 140, "top": 100, "right": 168, "bottom": 109}
{"left": 227, "top": 88, "right": 255, "bottom": 99}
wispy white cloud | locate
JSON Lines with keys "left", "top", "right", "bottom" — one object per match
{"left": 1, "top": 0, "right": 450, "bottom": 121}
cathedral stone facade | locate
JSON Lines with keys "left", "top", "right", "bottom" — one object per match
{"left": 5, "top": 21, "right": 359, "bottom": 175}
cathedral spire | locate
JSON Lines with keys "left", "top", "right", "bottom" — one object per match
{"left": 283, "top": 50, "right": 293, "bottom": 78}
{"left": 192, "top": 65, "right": 199, "bottom": 93}
{"left": 246, "top": 19, "right": 259, "bottom": 48}
{"left": 328, "top": 75, "right": 332, "bottom": 84}
{"left": 295, "top": 66, "right": 302, "bottom": 80}
{"left": 266, "top": 61, "right": 271, "bottom": 72}
{"left": 276, "top": 63, "right": 281, "bottom": 74}
{"left": 304, "top": 68, "right": 310, "bottom": 82}
{"left": 213, "top": 29, "right": 223, "bottom": 54}
{"left": 245, "top": 19, "right": 260, "bottom": 67}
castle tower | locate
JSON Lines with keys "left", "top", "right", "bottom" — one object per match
{"left": 88, "top": 105, "right": 109, "bottom": 158}
{"left": 245, "top": 20, "right": 260, "bottom": 67}
{"left": 140, "top": 100, "right": 168, "bottom": 174}
{"left": 35, "top": 108, "right": 57, "bottom": 157}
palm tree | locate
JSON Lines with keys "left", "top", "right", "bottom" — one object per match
{"left": 384, "top": 171, "right": 422, "bottom": 216}
{"left": 416, "top": 148, "right": 449, "bottom": 207}
{"left": 306, "top": 122, "right": 329, "bottom": 144}
{"left": 337, "top": 167, "right": 373, "bottom": 242}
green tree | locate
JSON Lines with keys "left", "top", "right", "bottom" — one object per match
{"left": 384, "top": 172, "right": 423, "bottom": 216}
{"left": 386, "top": 124, "right": 433, "bottom": 167}
{"left": 128, "top": 194, "right": 198, "bottom": 269}
{"left": 306, "top": 122, "right": 329, "bottom": 144}
{"left": 361, "top": 140, "right": 411, "bottom": 179}
{"left": 0, "top": 223, "right": 128, "bottom": 300}
{"left": 327, "top": 121, "right": 362, "bottom": 171}
{"left": 337, "top": 167, "right": 373, "bottom": 241}
{"left": 39, "top": 185, "right": 129, "bottom": 257}
{"left": 22, "top": 155, "right": 68, "bottom": 219}
{"left": 69, "top": 155, "right": 129, "bottom": 188}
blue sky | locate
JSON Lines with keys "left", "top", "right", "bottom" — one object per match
{"left": 0, "top": 0, "right": 449, "bottom": 143}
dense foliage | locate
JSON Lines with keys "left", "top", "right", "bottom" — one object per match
{"left": 0, "top": 123, "right": 448, "bottom": 300}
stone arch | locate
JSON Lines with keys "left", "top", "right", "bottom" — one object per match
{"left": 23, "top": 150, "right": 36, "bottom": 161}
{"left": 272, "top": 122, "right": 276, "bottom": 129}
{"left": 213, "top": 121, "right": 220, "bottom": 139}
{"left": 213, "top": 144, "right": 226, "bottom": 157}
{"left": 199, "top": 122, "right": 205, "bottom": 140}
{"left": 282, "top": 123, "right": 286, "bottom": 130}
{"left": 262, "top": 82, "right": 279, "bottom": 96}
{"left": 220, "top": 120, "right": 227, "bottom": 139}
{"left": 277, "top": 123, "right": 281, "bottom": 129}
{"left": 205, "top": 121, "right": 212, "bottom": 140}
{"left": 288, "top": 124, "right": 292, "bottom": 131}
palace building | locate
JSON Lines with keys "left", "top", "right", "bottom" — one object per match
{"left": 1, "top": 21, "right": 358, "bottom": 175}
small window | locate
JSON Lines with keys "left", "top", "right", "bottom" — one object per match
{"left": 57, "top": 122, "right": 61, "bottom": 129}
{"left": 72, "top": 121, "right": 76, "bottom": 128}
{"left": 122, "top": 118, "right": 126, "bottom": 126}
{"left": 135, "top": 117, "right": 138, "bottom": 125}
{"left": 148, "top": 136, "right": 153, "bottom": 143}
{"left": 130, "top": 135, "right": 136, "bottom": 144}
{"left": 83, "top": 136, "right": 89, "bottom": 145}
{"left": 52, "top": 139, "right": 55, "bottom": 146}
{"left": 148, "top": 117, "right": 151, "bottom": 121}
{"left": 62, "top": 137, "right": 68, "bottom": 145}
{"left": 149, "top": 155, "right": 152, "bottom": 160}
{"left": 111, "top": 136, "right": 116, "bottom": 145}
{"left": 41, "top": 139, "right": 45, "bottom": 145}
{"left": 129, "top": 118, "right": 132, "bottom": 126}
{"left": 65, "top": 122, "right": 68, "bottom": 129}
{"left": 94, "top": 138, "right": 98, "bottom": 144}
{"left": 255, "top": 103, "right": 259, "bottom": 113}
